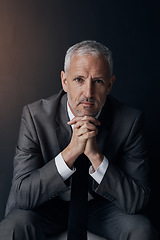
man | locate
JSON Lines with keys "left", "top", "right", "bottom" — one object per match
{"left": 0, "top": 40, "right": 158, "bottom": 239}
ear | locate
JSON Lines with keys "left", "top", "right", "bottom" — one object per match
{"left": 106, "top": 74, "right": 115, "bottom": 95}
{"left": 61, "top": 71, "right": 68, "bottom": 93}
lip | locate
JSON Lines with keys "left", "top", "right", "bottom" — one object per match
{"left": 80, "top": 102, "right": 94, "bottom": 106}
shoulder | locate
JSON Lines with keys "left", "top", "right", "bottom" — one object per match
{"left": 101, "top": 95, "right": 143, "bottom": 132}
{"left": 22, "top": 90, "right": 66, "bottom": 117}
{"left": 107, "top": 95, "right": 142, "bottom": 120}
{"left": 28, "top": 89, "right": 65, "bottom": 110}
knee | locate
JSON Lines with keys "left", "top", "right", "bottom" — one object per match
{"left": 8, "top": 209, "right": 38, "bottom": 229}
{"left": 0, "top": 209, "right": 41, "bottom": 238}
{"left": 122, "top": 214, "right": 156, "bottom": 239}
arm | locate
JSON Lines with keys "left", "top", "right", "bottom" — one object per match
{"left": 94, "top": 112, "right": 150, "bottom": 214}
{"left": 13, "top": 106, "right": 69, "bottom": 210}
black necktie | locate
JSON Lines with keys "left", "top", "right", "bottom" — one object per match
{"left": 67, "top": 154, "right": 89, "bottom": 240}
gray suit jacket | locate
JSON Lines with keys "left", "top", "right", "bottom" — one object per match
{"left": 5, "top": 90, "right": 150, "bottom": 216}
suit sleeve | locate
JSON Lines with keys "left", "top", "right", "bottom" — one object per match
{"left": 94, "top": 112, "right": 151, "bottom": 214}
{"left": 12, "top": 106, "right": 69, "bottom": 210}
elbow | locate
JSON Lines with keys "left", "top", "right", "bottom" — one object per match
{"left": 122, "top": 189, "right": 150, "bottom": 215}
{"left": 14, "top": 190, "right": 36, "bottom": 210}
{"left": 13, "top": 183, "right": 40, "bottom": 210}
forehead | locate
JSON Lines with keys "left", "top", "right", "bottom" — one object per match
{"left": 68, "top": 53, "right": 110, "bottom": 76}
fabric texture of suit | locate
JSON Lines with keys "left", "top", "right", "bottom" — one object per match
{"left": 5, "top": 89, "right": 150, "bottom": 217}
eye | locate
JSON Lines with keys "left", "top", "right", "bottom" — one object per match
{"left": 93, "top": 79, "right": 104, "bottom": 84}
{"left": 74, "top": 77, "right": 84, "bottom": 83}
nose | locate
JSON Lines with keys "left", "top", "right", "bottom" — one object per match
{"left": 84, "top": 79, "right": 93, "bottom": 98}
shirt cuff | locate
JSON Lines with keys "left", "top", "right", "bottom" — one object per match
{"left": 89, "top": 156, "right": 109, "bottom": 184}
{"left": 55, "top": 153, "right": 75, "bottom": 181}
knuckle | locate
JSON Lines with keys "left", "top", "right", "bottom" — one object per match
{"left": 86, "top": 133, "right": 90, "bottom": 139}
{"left": 83, "top": 132, "right": 89, "bottom": 138}
{"left": 83, "top": 116, "right": 88, "bottom": 120}
{"left": 84, "top": 123, "right": 88, "bottom": 128}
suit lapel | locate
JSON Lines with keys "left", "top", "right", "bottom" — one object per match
{"left": 55, "top": 93, "right": 72, "bottom": 152}
{"left": 97, "top": 96, "right": 112, "bottom": 155}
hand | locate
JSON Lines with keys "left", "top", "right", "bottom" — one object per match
{"left": 84, "top": 137, "right": 104, "bottom": 171}
{"left": 62, "top": 116, "right": 103, "bottom": 170}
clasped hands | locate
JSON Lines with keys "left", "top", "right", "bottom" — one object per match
{"left": 62, "top": 115, "right": 104, "bottom": 171}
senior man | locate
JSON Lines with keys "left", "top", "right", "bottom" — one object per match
{"left": 0, "top": 40, "right": 158, "bottom": 240}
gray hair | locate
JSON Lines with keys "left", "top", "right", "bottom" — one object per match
{"left": 64, "top": 40, "right": 113, "bottom": 76}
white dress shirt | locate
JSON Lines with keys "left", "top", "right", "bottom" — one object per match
{"left": 55, "top": 102, "right": 109, "bottom": 200}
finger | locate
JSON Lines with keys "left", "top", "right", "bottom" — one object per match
{"left": 73, "top": 121, "right": 98, "bottom": 132}
{"left": 81, "top": 116, "right": 101, "bottom": 126}
{"left": 68, "top": 116, "right": 101, "bottom": 126}
{"left": 81, "top": 115, "right": 100, "bottom": 125}
{"left": 79, "top": 122, "right": 97, "bottom": 131}
{"left": 72, "top": 120, "right": 87, "bottom": 130}
{"left": 76, "top": 123, "right": 98, "bottom": 135}
{"left": 67, "top": 116, "right": 83, "bottom": 125}
{"left": 76, "top": 128, "right": 89, "bottom": 136}
{"left": 82, "top": 130, "right": 98, "bottom": 139}
{"left": 67, "top": 116, "right": 84, "bottom": 126}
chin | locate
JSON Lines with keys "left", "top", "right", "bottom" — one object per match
{"left": 73, "top": 105, "right": 99, "bottom": 117}
{"left": 77, "top": 110, "right": 98, "bottom": 117}
{"left": 78, "top": 113, "right": 95, "bottom": 117}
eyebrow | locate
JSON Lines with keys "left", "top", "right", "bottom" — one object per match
{"left": 92, "top": 76, "right": 104, "bottom": 79}
{"left": 73, "top": 75, "right": 105, "bottom": 79}
{"left": 73, "top": 75, "right": 85, "bottom": 78}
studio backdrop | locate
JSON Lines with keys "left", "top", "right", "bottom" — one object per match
{"left": 0, "top": 0, "right": 159, "bottom": 233}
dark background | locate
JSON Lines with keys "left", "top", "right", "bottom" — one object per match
{"left": 0, "top": 0, "right": 159, "bottom": 233}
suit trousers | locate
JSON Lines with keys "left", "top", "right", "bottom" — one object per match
{"left": 0, "top": 197, "right": 158, "bottom": 240}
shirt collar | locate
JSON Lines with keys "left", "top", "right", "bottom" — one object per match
{"left": 67, "top": 102, "right": 75, "bottom": 122}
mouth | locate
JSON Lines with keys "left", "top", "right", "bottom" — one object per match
{"left": 80, "top": 102, "right": 94, "bottom": 107}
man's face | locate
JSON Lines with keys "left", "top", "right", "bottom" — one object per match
{"left": 61, "top": 54, "right": 115, "bottom": 117}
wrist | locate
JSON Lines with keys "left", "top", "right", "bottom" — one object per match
{"left": 61, "top": 145, "right": 79, "bottom": 169}
{"left": 87, "top": 152, "right": 104, "bottom": 171}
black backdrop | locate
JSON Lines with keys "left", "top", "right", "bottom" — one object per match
{"left": 0, "top": 0, "right": 159, "bottom": 233}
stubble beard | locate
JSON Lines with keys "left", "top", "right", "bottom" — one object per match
{"left": 67, "top": 94, "right": 97, "bottom": 117}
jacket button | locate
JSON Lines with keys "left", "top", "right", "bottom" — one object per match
{"left": 49, "top": 194, "right": 56, "bottom": 200}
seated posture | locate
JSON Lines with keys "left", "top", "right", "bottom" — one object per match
{"left": 0, "top": 40, "right": 158, "bottom": 240}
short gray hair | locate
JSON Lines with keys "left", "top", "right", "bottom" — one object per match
{"left": 64, "top": 40, "right": 113, "bottom": 76}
